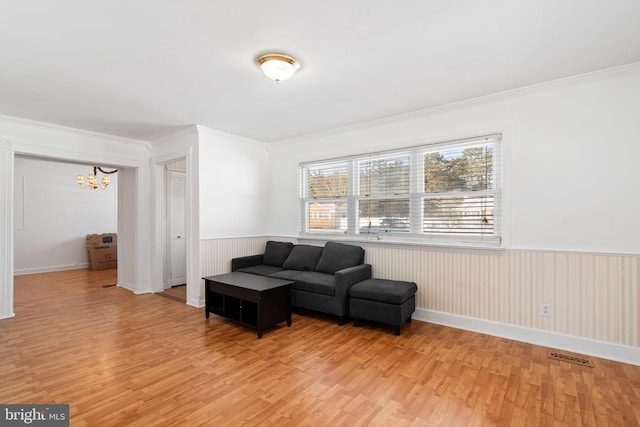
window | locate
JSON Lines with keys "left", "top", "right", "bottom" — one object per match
{"left": 303, "top": 161, "right": 349, "bottom": 233}
{"left": 300, "top": 134, "right": 501, "bottom": 246}
{"left": 358, "top": 154, "right": 411, "bottom": 234}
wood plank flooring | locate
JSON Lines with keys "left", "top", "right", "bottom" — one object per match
{"left": 158, "top": 284, "right": 187, "bottom": 303}
{"left": 2, "top": 269, "right": 639, "bottom": 426}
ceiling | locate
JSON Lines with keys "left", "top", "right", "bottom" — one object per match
{"left": 1, "top": 1, "right": 639, "bottom": 143}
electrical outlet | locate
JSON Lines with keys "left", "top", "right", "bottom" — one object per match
{"left": 540, "top": 303, "right": 551, "bottom": 317}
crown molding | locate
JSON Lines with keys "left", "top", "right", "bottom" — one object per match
{"left": 151, "top": 125, "right": 199, "bottom": 145}
{"left": 12, "top": 140, "right": 149, "bottom": 168}
{"left": 151, "top": 124, "right": 269, "bottom": 149}
{"left": 0, "top": 113, "right": 152, "bottom": 149}
{"left": 273, "top": 61, "right": 640, "bottom": 147}
{"left": 195, "top": 125, "right": 270, "bottom": 149}
{"left": 0, "top": 138, "right": 13, "bottom": 150}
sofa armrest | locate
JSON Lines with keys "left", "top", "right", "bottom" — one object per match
{"left": 335, "top": 264, "right": 372, "bottom": 296}
{"left": 231, "top": 254, "right": 264, "bottom": 272}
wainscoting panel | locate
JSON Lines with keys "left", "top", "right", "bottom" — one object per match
{"left": 363, "top": 245, "right": 639, "bottom": 348}
{"left": 200, "top": 236, "right": 270, "bottom": 277}
{"left": 199, "top": 237, "right": 639, "bottom": 349}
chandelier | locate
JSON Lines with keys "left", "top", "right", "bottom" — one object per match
{"left": 76, "top": 166, "right": 118, "bottom": 190}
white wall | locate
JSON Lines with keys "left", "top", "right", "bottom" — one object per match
{"left": 263, "top": 64, "right": 640, "bottom": 363}
{"left": 268, "top": 64, "right": 640, "bottom": 255}
{"left": 198, "top": 127, "right": 270, "bottom": 239}
{"left": 13, "top": 157, "right": 118, "bottom": 274}
{"left": 151, "top": 126, "right": 270, "bottom": 305}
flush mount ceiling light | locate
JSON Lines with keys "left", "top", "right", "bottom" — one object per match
{"left": 256, "top": 53, "right": 300, "bottom": 82}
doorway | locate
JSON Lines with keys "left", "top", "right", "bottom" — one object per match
{"left": 2, "top": 153, "right": 143, "bottom": 321}
{"left": 164, "top": 160, "right": 187, "bottom": 291}
{"left": 13, "top": 156, "right": 118, "bottom": 275}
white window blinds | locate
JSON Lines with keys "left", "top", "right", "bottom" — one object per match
{"left": 300, "top": 134, "right": 501, "bottom": 245}
{"left": 422, "top": 141, "right": 498, "bottom": 237}
{"left": 302, "top": 161, "right": 349, "bottom": 233}
{"left": 358, "top": 154, "right": 411, "bottom": 234}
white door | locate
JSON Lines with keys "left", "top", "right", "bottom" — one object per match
{"left": 168, "top": 171, "right": 186, "bottom": 286}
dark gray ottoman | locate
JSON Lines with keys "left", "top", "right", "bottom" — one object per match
{"left": 349, "top": 278, "right": 417, "bottom": 335}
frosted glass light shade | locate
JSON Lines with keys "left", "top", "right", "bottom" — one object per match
{"left": 256, "top": 54, "right": 300, "bottom": 82}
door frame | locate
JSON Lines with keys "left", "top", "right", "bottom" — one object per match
{"left": 165, "top": 166, "right": 187, "bottom": 288}
{"left": 151, "top": 146, "right": 200, "bottom": 307}
{"left": 0, "top": 137, "right": 152, "bottom": 319}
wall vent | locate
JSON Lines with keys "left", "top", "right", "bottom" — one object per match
{"left": 548, "top": 351, "right": 594, "bottom": 367}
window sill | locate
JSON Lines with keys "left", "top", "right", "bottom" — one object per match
{"left": 297, "top": 233, "right": 504, "bottom": 255}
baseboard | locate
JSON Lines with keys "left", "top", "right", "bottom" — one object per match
{"left": 188, "top": 297, "right": 204, "bottom": 308}
{"left": 14, "top": 263, "right": 89, "bottom": 276}
{"left": 413, "top": 308, "right": 640, "bottom": 367}
{"left": 119, "top": 282, "right": 136, "bottom": 292}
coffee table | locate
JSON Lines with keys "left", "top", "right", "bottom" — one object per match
{"left": 203, "top": 272, "right": 293, "bottom": 338}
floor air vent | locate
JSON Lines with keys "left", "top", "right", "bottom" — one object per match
{"left": 547, "top": 351, "right": 594, "bottom": 367}
{"left": 102, "top": 284, "right": 117, "bottom": 288}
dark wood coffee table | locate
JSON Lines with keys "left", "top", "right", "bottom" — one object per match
{"left": 203, "top": 272, "right": 293, "bottom": 338}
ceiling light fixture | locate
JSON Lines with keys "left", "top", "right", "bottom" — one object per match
{"left": 76, "top": 166, "right": 118, "bottom": 190}
{"left": 256, "top": 53, "right": 300, "bottom": 82}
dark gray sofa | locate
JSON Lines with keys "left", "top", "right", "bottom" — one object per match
{"left": 231, "top": 241, "right": 371, "bottom": 325}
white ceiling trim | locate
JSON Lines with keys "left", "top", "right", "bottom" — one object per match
{"left": 273, "top": 61, "right": 640, "bottom": 147}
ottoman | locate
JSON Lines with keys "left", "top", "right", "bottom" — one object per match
{"left": 349, "top": 278, "right": 418, "bottom": 335}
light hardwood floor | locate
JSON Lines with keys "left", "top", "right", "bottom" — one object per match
{"left": 2, "top": 269, "right": 639, "bottom": 426}
{"left": 158, "top": 284, "right": 187, "bottom": 303}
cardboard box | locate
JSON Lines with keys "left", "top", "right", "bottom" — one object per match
{"left": 86, "top": 233, "right": 117, "bottom": 270}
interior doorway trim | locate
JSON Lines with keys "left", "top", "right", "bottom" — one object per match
{"left": 165, "top": 162, "right": 187, "bottom": 288}
{"left": 152, "top": 146, "right": 200, "bottom": 307}
{"left": 0, "top": 138, "right": 15, "bottom": 319}
{"left": 0, "top": 136, "right": 151, "bottom": 319}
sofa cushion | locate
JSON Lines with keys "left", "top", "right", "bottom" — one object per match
{"left": 268, "top": 269, "right": 333, "bottom": 296}
{"left": 287, "top": 271, "right": 336, "bottom": 296}
{"left": 236, "top": 265, "right": 283, "bottom": 276}
{"left": 315, "top": 242, "right": 365, "bottom": 274}
{"left": 282, "top": 244, "right": 323, "bottom": 271}
{"left": 263, "top": 241, "right": 294, "bottom": 267}
{"left": 267, "top": 269, "right": 306, "bottom": 282}
{"left": 349, "top": 278, "right": 417, "bottom": 304}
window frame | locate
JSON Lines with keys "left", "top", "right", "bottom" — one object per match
{"left": 300, "top": 134, "right": 502, "bottom": 248}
